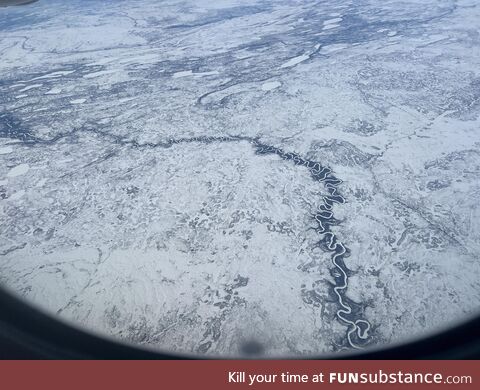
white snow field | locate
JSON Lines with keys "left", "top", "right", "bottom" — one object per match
{"left": 1, "top": 0, "right": 479, "bottom": 356}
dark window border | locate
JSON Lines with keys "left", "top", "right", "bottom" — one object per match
{"left": 0, "top": 286, "right": 478, "bottom": 359}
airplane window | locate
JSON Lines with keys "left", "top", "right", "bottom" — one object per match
{"left": 1, "top": 0, "right": 479, "bottom": 358}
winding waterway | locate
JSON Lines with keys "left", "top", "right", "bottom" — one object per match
{"left": 10, "top": 126, "right": 372, "bottom": 350}
{"left": 142, "top": 134, "right": 372, "bottom": 349}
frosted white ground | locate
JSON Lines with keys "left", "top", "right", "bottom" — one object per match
{"left": 261, "top": 81, "right": 282, "bottom": 91}
{"left": 1, "top": 0, "right": 480, "bottom": 356}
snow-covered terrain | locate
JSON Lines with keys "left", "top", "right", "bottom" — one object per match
{"left": 1, "top": 0, "right": 480, "bottom": 356}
